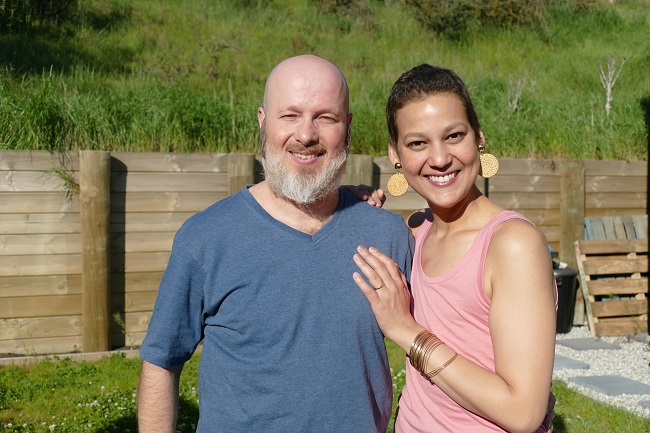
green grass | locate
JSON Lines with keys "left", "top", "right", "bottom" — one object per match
{"left": 1, "top": 343, "right": 649, "bottom": 432}
{"left": 0, "top": 0, "right": 648, "bottom": 159}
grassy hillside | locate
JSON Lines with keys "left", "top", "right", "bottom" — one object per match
{"left": 0, "top": 0, "right": 648, "bottom": 159}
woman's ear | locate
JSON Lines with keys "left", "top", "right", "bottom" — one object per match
{"left": 388, "top": 143, "right": 399, "bottom": 165}
{"left": 477, "top": 130, "right": 486, "bottom": 147}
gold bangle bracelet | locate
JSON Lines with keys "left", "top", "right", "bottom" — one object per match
{"left": 409, "top": 330, "right": 445, "bottom": 376}
{"left": 426, "top": 352, "right": 458, "bottom": 381}
{"left": 409, "top": 330, "right": 431, "bottom": 368}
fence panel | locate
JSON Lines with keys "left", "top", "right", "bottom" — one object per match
{"left": 0, "top": 151, "right": 647, "bottom": 355}
{"left": 0, "top": 151, "right": 81, "bottom": 355}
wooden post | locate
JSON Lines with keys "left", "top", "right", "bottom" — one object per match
{"left": 80, "top": 150, "right": 111, "bottom": 352}
{"left": 560, "top": 160, "right": 585, "bottom": 325}
{"left": 560, "top": 160, "right": 585, "bottom": 267}
{"left": 345, "top": 154, "right": 374, "bottom": 187}
{"left": 228, "top": 153, "right": 256, "bottom": 194}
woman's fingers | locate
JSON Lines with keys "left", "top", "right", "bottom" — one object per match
{"left": 353, "top": 247, "right": 416, "bottom": 346}
{"left": 353, "top": 250, "right": 385, "bottom": 289}
{"left": 341, "top": 185, "right": 385, "bottom": 207}
{"left": 358, "top": 246, "right": 402, "bottom": 283}
{"left": 354, "top": 246, "right": 406, "bottom": 299}
{"left": 367, "top": 188, "right": 386, "bottom": 207}
{"left": 352, "top": 271, "right": 381, "bottom": 301}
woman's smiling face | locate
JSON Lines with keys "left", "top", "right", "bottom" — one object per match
{"left": 389, "top": 92, "right": 484, "bottom": 210}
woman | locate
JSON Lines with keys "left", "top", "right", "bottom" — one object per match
{"left": 352, "top": 65, "right": 557, "bottom": 433}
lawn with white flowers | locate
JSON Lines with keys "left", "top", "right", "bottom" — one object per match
{"left": 2, "top": 342, "right": 650, "bottom": 433}
{"left": 0, "top": 353, "right": 199, "bottom": 433}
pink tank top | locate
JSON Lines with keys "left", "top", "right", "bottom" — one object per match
{"left": 396, "top": 211, "right": 556, "bottom": 433}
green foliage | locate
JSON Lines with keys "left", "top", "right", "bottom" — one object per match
{"left": 0, "top": 70, "right": 258, "bottom": 153}
{"left": 0, "top": 0, "right": 78, "bottom": 31}
{"left": 405, "top": 0, "right": 547, "bottom": 39}
{"left": 0, "top": 0, "right": 647, "bottom": 159}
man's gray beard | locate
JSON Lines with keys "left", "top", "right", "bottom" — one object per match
{"left": 262, "top": 148, "right": 347, "bottom": 205}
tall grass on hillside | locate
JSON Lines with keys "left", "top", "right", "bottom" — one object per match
{"left": 0, "top": 68, "right": 258, "bottom": 153}
{"left": 0, "top": 0, "right": 647, "bottom": 159}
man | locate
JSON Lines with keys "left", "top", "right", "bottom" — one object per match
{"left": 137, "top": 54, "right": 413, "bottom": 432}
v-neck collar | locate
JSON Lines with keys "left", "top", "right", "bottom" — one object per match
{"left": 242, "top": 186, "right": 346, "bottom": 243}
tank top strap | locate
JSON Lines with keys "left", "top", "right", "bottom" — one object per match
{"left": 477, "top": 211, "right": 532, "bottom": 298}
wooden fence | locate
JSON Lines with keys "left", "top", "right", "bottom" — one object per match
{"left": 0, "top": 151, "right": 647, "bottom": 355}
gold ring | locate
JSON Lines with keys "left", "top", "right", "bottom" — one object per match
{"left": 374, "top": 285, "right": 383, "bottom": 290}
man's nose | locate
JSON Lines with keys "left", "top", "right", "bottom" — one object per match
{"left": 295, "top": 119, "right": 319, "bottom": 145}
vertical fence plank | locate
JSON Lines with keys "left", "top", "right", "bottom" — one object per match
{"left": 80, "top": 150, "right": 111, "bottom": 352}
{"left": 346, "top": 154, "right": 374, "bottom": 186}
{"left": 229, "top": 153, "right": 255, "bottom": 194}
{"left": 560, "top": 160, "right": 585, "bottom": 325}
{"left": 560, "top": 160, "right": 585, "bottom": 267}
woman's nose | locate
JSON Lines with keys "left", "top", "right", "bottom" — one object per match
{"left": 427, "top": 143, "right": 452, "bottom": 169}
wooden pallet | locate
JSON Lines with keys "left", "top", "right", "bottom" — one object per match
{"left": 584, "top": 215, "right": 648, "bottom": 240}
{"left": 574, "top": 238, "right": 648, "bottom": 336}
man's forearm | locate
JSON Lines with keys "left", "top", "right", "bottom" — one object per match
{"left": 137, "top": 360, "right": 183, "bottom": 433}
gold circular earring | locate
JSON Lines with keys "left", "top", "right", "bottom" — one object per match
{"left": 478, "top": 143, "right": 499, "bottom": 178}
{"left": 387, "top": 162, "right": 409, "bottom": 197}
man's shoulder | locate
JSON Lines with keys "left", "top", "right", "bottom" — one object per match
{"left": 339, "top": 188, "right": 400, "bottom": 219}
{"left": 177, "top": 188, "right": 252, "bottom": 235}
{"left": 338, "top": 189, "right": 409, "bottom": 232}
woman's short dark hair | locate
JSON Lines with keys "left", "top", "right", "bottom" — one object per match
{"left": 386, "top": 64, "right": 481, "bottom": 147}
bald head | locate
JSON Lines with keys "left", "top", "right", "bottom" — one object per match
{"left": 256, "top": 55, "right": 352, "bottom": 204}
{"left": 262, "top": 54, "right": 349, "bottom": 112}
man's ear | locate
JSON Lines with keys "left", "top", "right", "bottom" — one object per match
{"left": 257, "top": 107, "right": 265, "bottom": 128}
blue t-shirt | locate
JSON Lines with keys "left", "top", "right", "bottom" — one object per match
{"left": 140, "top": 187, "right": 413, "bottom": 432}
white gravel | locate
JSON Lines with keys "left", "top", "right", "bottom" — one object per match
{"left": 554, "top": 325, "right": 650, "bottom": 419}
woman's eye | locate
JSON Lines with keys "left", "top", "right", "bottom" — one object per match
{"left": 407, "top": 141, "right": 425, "bottom": 147}
{"left": 448, "top": 132, "right": 465, "bottom": 141}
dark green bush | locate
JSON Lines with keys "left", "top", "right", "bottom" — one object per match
{"left": 405, "top": 0, "right": 547, "bottom": 39}
{"left": 0, "top": 0, "right": 78, "bottom": 31}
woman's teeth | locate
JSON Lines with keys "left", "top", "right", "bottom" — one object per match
{"left": 428, "top": 172, "right": 457, "bottom": 183}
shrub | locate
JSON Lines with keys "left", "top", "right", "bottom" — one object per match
{"left": 405, "top": 0, "right": 547, "bottom": 39}
{"left": 0, "top": 0, "right": 78, "bottom": 31}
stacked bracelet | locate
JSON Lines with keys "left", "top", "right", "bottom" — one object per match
{"left": 425, "top": 352, "right": 458, "bottom": 381}
{"left": 408, "top": 330, "right": 443, "bottom": 377}
{"left": 409, "top": 330, "right": 459, "bottom": 382}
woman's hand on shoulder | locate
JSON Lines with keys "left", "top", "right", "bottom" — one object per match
{"left": 342, "top": 184, "right": 386, "bottom": 207}
{"left": 352, "top": 246, "right": 422, "bottom": 351}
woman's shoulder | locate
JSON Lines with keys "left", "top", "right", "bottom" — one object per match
{"left": 490, "top": 215, "right": 549, "bottom": 258}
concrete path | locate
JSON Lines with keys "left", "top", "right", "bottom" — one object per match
{"left": 553, "top": 327, "right": 650, "bottom": 418}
